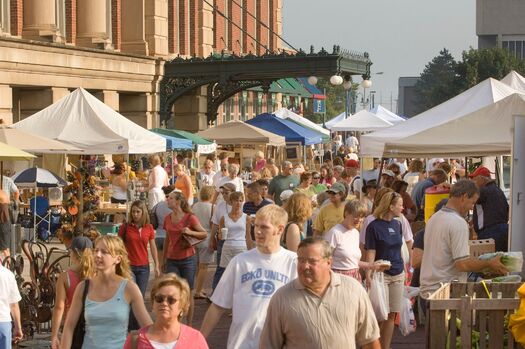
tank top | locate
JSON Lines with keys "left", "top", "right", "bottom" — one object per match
{"left": 111, "top": 183, "right": 127, "bottom": 201}
{"left": 224, "top": 213, "right": 247, "bottom": 247}
{"left": 149, "top": 165, "right": 168, "bottom": 190}
{"left": 83, "top": 280, "right": 130, "bottom": 349}
{"left": 65, "top": 269, "right": 81, "bottom": 312}
{"left": 281, "top": 222, "right": 305, "bottom": 248}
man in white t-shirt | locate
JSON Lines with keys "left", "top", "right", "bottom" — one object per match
{"left": 0, "top": 265, "right": 23, "bottom": 348}
{"left": 201, "top": 205, "right": 298, "bottom": 349}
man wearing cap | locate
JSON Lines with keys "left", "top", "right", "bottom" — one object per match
{"left": 312, "top": 182, "right": 347, "bottom": 236}
{"left": 411, "top": 169, "right": 449, "bottom": 221}
{"left": 268, "top": 161, "right": 299, "bottom": 206}
{"left": 379, "top": 170, "right": 396, "bottom": 188}
{"left": 345, "top": 159, "right": 363, "bottom": 197}
{"left": 470, "top": 166, "right": 509, "bottom": 252}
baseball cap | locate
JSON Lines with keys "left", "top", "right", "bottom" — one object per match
{"left": 70, "top": 236, "right": 93, "bottom": 252}
{"left": 280, "top": 190, "right": 294, "bottom": 202}
{"left": 326, "top": 182, "right": 346, "bottom": 194}
{"left": 220, "top": 183, "right": 236, "bottom": 192}
{"left": 468, "top": 166, "right": 493, "bottom": 178}
{"left": 345, "top": 159, "right": 360, "bottom": 168}
{"left": 381, "top": 170, "right": 395, "bottom": 177}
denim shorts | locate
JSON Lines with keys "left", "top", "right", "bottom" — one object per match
{"left": 166, "top": 255, "right": 197, "bottom": 289}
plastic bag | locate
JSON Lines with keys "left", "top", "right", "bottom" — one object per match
{"left": 368, "top": 272, "right": 389, "bottom": 322}
{"left": 399, "top": 297, "right": 417, "bottom": 336}
{"left": 479, "top": 251, "right": 523, "bottom": 272}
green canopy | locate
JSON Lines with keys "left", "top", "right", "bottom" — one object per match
{"left": 150, "top": 128, "right": 217, "bottom": 154}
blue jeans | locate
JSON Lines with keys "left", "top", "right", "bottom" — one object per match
{"left": 212, "top": 239, "right": 226, "bottom": 291}
{"left": 131, "top": 265, "right": 150, "bottom": 297}
{"left": 478, "top": 223, "right": 509, "bottom": 252}
{"left": 166, "top": 255, "right": 197, "bottom": 289}
{"left": 0, "top": 322, "right": 12, "bottom": 349}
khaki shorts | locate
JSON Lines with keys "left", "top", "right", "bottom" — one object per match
{"left": 384, "top": 272, "right": 405, "bottom": 313}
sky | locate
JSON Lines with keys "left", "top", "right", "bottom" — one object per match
{"left": 281, "top": 0, "right": 477, "bottom": 114}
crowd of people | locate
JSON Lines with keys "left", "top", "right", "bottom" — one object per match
{"left": 0, "top": 144, "right": 513, "bottom": 349}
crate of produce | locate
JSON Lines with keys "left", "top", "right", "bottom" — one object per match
{"left": 90, "top": 222, "right": 121, "bottom": 236}
{"left": 427, "top": 282, "right": 523, "bottom": 349}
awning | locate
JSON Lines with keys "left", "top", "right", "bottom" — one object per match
{"left": 151, "top": 128, "right": 217, "bottom": 154}
{"left": 249, "top": 78, "right": 311, "bottom": 97}
{"left": 246, "top": 113, "right": 325, "bottom": 145}
{"left": 297, "top": 77, "right": 326, "bottom": 100}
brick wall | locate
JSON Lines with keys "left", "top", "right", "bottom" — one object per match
{"left": 65, "top": 0, "right": 76, "bottom": 44}
{"left": 229, "top": 0, "right": 241, "bottom": 53}
{"left": 269, "top": 0, "right": 278, "bottom": 52}
{"left": 168, "top": 0, "right": 177, "bottom": 53}
{"left": 242, "top": 0, "right": 255, "bottom": 54}
{"left": 214, "top": 0, "right": 226, "bottom": 52}
{"left": 10, "top": 0, "right": 23, "bottom": 36}
{"left": 189, "top": 0, "right": 200, "bottom": 56}
{"left": 256, "top": 0, "right": 269, "bottom": 55}
{"left": 111, "top": 0, "right": 121, "bottom": 50}
{"left": 179, "top": 0, "right": 189, "bottom": 55}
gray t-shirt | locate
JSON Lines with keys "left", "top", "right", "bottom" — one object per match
{"left": 420, "top": 207, "right": 470, "bottom": 298}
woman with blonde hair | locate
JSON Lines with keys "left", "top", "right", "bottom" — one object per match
{"left": 60, "top": 235, "right": 152, "bottom": 349}
{"left": 174, "top": 164, "right": 194, "bottom": 205}
{"left": 364, "top": 192, "right": 406, "bottom": 349}
{"left": 148, "top": 154, "right": 169, "bottom": 209}
{"left": 123, "top": 274, "right": 208, "bottom": 348}
{"left": 282, "top": 193, "right": 312, "bottom": 252}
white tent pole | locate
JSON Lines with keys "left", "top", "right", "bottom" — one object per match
{"left": 510, "top": 115, "right": 525, "bottom": 271}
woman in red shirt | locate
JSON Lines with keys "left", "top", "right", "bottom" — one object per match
{"left": 118, "top": 200, "right": 160, "bottom": 330}
{"left": 162, "top": 191, "right": 207, "bottom": 325}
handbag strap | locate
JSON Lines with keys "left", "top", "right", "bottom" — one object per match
{"left": 80, "top": 279, "right": 90, "bottom": 322}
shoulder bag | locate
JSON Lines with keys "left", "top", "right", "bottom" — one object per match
{"left": 71, "top": 279, "right": 90, "bottom": 349}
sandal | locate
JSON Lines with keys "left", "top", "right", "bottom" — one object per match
{"left": 194, "top": 293, "right": 208, "bottom": 299}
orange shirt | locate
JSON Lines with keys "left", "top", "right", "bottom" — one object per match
{"left": 175, "top": 174, "right": 193, "bottom": 201}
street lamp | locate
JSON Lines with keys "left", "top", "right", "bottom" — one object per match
{"left": 343, "top": 75, "right": 352, "bottom": 118}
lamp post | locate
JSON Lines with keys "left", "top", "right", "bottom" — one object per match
{"left": 343, "top": 76, "right": 352, "bottom": 118}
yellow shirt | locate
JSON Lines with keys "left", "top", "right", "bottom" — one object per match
{"left": 313, "top": 202, "right": 344, "bottom": 235}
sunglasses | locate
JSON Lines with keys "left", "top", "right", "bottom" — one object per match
{"left": 154, "top": 294, "right": 178, "bottom": 305}
{"left": 312, "top": 176, "right": 320, "bottom": 179}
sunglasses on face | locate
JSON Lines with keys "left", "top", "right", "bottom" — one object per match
{"left": 154, "top": 294, "right": 178, "bottom": 305}
{"left": 312, "top": 176, "right": 320, "bottom": 179}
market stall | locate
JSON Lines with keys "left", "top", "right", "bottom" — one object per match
{"left": 12, "top": 87, "right": 167, "bottom": 233}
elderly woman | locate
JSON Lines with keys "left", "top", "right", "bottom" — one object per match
{"left": 123, "top": 274, "right": 208, "bottom": 349}
{"left": 254, "top": 151, "right": 266, "bottom": 172}
{"left": 148, "top": 155, "right": 169, "bottom": 209}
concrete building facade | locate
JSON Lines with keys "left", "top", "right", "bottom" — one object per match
{"left": 477, "top": 0, "right": 525, "bottom": 59}
{"left": 0, "top": 0, "right": 283, "bottom": 130}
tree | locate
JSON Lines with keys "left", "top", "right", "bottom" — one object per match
{"left": 455, "top": 47, "right": 525, "bottom": 91}
{"left": 413, "top": 48, "right": 458, "bottom": 114}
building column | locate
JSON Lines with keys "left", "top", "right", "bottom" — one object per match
{"left": 22, "top": 0, "right": 63, "bottom": 42}
{"left": 0, "top": 85, "right": 13, "bottom": 125}
{"left": 121, "top": 0, "right": 148, "bottom": 55}
{"left": 94, "top": 90, "right": 119, "bottom": 111}
{"left": 201, "top": 0, "right": 214, "bottom": 57}
{"left": 51, "top": 87, "right": 70, "bottom": 102}
{"left": 76, "top": 0, "right": 112, "bottom": 49}
{"left": 10, "top": 0, "right": 23, "bottom": 36}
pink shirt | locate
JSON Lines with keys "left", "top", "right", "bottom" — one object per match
{"left": 123, "top": 325, "right": 208, "bottom": 349}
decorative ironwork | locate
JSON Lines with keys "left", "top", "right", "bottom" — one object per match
{"left": 160, "top": 47, "right": 372, "bottom": 125}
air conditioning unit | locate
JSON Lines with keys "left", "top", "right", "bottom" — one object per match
{"left": 48, "top": 187, "right": 63, "bottom": 205}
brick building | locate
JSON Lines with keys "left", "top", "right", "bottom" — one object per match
{"left": 0, "top": 0, "right": 287, "bottom": 131}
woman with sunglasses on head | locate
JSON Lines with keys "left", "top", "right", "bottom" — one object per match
{"left": 162, "top": 191, "right": 207, "bottom": 325}
{"left": 123, "top": 273, "right": 208, "bottom": 349}
{"left": 60, "top": 235, "right": 152, "bottom": 349}
{"left": 364, "top": 191, "right": 408, "bottom": 349}
{"left": 51, "top": 236, "right": 93, "bottom": 349}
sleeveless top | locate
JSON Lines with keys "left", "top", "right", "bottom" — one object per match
{"left": 149, "top": 165, "right": 168, "bottom": 191}
{"left": 281, "top": 222, "right": 305, "bottom": 248}
{"left": 83, "top": 280, "right": 130, "bottom": 349}
{"left": 224, "top": 213, "right": 247, "bottom": 247}
{"left": 65, "top": 269, "right": 81, "bottom": 312}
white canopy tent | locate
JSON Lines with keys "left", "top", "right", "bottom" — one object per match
{"left": 273, "top": 108, "right": 330, "bottom": 136}
{"left": 371, "top": 105, "right": 406, "bottom": 123}
{"left": 329, "top": 109, "right": 395, "bottom": 132}
{"left": 323, "top": 112, "right": 345, "bottom": 129}
{"left": 13, "top": 87, "right": 166, "bottom": 154}
{"left": 360, "top": 78, "right": 523, "bottom": 157}
{"left": 501, "top": 70, "right": 525, "bottom": 91}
